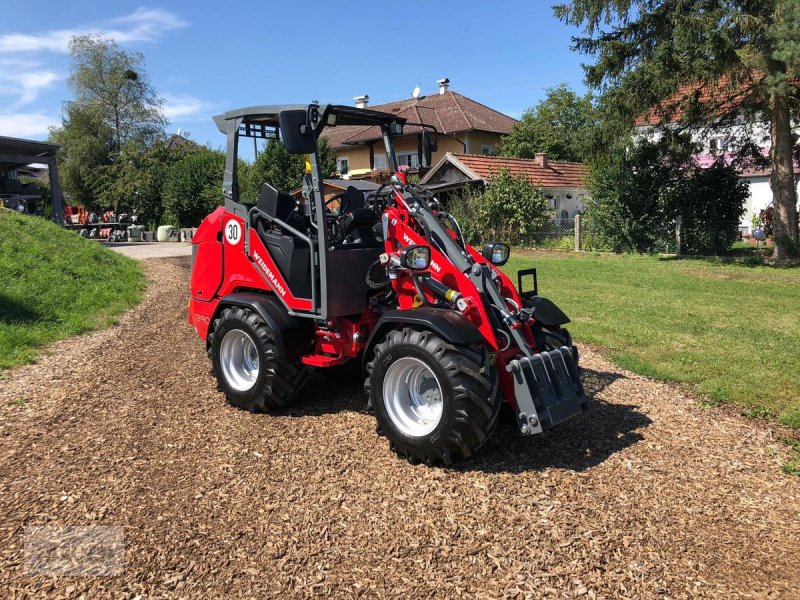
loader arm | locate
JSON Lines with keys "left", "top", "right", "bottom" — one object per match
{"left": 393, "top": 180, "right": 589, "bottom": 434}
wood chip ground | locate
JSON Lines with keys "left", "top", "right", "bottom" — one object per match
{"left": 1, "top": 257, "right": 798, "bottom": 598}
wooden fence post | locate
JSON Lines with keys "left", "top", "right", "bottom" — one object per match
{"left": 574, "top": 214, "right": 581, "bottom": 252}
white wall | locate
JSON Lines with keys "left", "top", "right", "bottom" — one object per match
{"left": 545, "top": 187, "right": 588, "bottom": 220}
{"left": 742, "top": 175, "right": 800, "bottom": 231}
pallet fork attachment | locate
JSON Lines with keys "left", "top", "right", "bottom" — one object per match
{"left": 507, "top": 347, "right": 589, "bottom": 435}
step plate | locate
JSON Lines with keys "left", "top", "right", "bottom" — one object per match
{"left": 507, "top": 347, "right": 589, "bottom": 435}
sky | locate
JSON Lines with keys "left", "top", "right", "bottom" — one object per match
{"left": 0, "top": 1, "right": 589, "bottom": 149}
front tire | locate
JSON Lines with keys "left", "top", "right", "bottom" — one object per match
{"left": 208, "top": 306, "right": 309, "bottom": 411}
{"left": 533, "top": 325, "right": 579, "bottom": 366}
{"left": 366, "top": 328, "right": 499, "bottom": 466}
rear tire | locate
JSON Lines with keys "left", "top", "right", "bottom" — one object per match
{"left": 208, "top": 306, "right": 309, "bottom": 411}
{"left": 366, "top": 327, "right": 499, "bottom": 466}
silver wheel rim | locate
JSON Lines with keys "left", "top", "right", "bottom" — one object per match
{"left": 219, "top": 329, "right": 260, "bottom": 392}
{"left": 382, "top": 357, "right": 444, "bottom": 437}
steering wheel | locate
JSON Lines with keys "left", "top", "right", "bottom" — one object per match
{"left": 322, "top": 193, "right": 350, "bottom": 244}
{"left": 324, "top": 192, "right": 350, "bottom": 216}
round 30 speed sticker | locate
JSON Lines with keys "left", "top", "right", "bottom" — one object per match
{"left": 225, "top": 219, "right": 242, "bottom": 245}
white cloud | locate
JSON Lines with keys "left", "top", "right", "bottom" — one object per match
{"left": 0, "top": 112, "right": 59, "bottom": 138}
{"left": 1, "top": 71, "right": 61, "bottom": 109}
{"left": 162, "top": 93, "right": 215, "bottom": 121}
{"left": 0, "top": 8, "right": 187, "bottom": 54}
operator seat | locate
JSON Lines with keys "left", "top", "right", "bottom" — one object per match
{"left": 254, "top": 182, "right": 312, "bottom": 298}
{"left": 256, "top": 182, "right": 308, "bottom": 234}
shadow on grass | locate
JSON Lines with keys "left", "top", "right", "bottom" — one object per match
{"left": 283, "top": 367, "right": 652, "bottom": 473}
{"left": 657, "top": 251, "right": 772, "bottom": 268}
{"left": 0, "top": 293, "right": 43, "bottom": 325}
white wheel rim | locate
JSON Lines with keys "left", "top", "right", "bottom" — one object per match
{"left": 219, "top": 329, "right": 260, "bottom": 392}
{"left": 382, "top": 357, "right": 444, "bottom": 437}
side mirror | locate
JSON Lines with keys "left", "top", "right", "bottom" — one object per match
{"left": 404, "top": 245, "right": 432, "bottom": 270}
{"left": 421, "top": 129, "right": 438, "bottom": 168}
{"left": 279, "top": 110, "right": 317, "bottom": 154}
{"left": 482, "top": 242, "right": 510, "bottom": 266}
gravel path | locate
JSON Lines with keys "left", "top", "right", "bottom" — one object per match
{"left": 106, "top": 242, "right": 192, "bottom": 260}
{"left": 1, "top": 257, "right": 798, "bottom": 598}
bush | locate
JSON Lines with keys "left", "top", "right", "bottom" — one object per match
{"left": 163, "top": 150, "right": 225, "bottom": 227}
{"left": 672, "top": 162, "right": 748, "bottom": 255}
{"left": 586, "top": 135, "right": 746, "bottom": 254}
{"left": 448, "top": 169, "right": 552, "bottom": 246}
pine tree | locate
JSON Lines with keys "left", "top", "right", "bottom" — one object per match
{"left": 556, "top": 0, "right": 800, "bottom": 258}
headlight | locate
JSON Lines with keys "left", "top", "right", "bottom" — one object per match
{"left": 482, "top": 242, "right": 510, "bottom": 266}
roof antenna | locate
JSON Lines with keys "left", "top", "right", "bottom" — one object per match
{"left": 412, "top": 80, "right": 421, "bottom": 99}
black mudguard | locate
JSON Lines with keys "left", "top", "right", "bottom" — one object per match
{"left": 524, "top": 296, "right": 570, "bottom": 327}
{"left": 364, "top": 307, "right": 483, "bottom": 365}
{"left": 212, "top": 293, "right": 313, "bottom": 361}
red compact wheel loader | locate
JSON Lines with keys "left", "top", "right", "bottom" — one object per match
{"left": 189, "top": 103, "right": 588, "bottom": 465}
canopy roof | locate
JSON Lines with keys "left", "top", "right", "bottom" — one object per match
{"left": 0, "top": 136, "right": 60, "bottom": 170}
{"left": 212, "top": 104, "right": 406, "bottom": 135}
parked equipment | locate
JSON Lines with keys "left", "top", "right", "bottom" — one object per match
{"left": 157, "top": 225, "right": 174, "bottom": 242}
{"left": 188, "top": 103, "right": 588, "bottom": 465}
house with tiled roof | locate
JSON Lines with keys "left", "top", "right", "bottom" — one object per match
{"left": 634, "top": 78, "right": 800, "bottom": 232}
{"left": 420, "top": 152, "right": 590, "bottom": 219}
{"left": 322, "top": 78, "right": 517, "bottom": 179}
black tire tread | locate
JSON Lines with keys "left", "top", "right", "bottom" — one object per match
{"left": 366, "top": 327, "right": 500, "bottom": 466}
{"left": 208, "top": 306, "right": 309, "bottom": 412}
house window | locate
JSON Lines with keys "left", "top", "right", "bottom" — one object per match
{"left": 709, "top": 137, "right": 725, "bottom": 154}
{"left": 481, "top": 145, "right": 495, "bottom": 156}
{"left": 397, "top": 152, "right": 419, "bottom": 168}
{"left": 336, "top": 156, "right": 350, "bottom": 175}
{"left": 552, "top": 197, "right": 560, "bottom": 211}
{"left": 373, "top": 154, "right": 387, "bottom": 170}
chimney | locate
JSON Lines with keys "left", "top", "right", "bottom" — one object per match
{"left": 534, "top": 152, "right": 549, "bottom": 168}
{"left": 436, "top": 77, "right": 450, "bottom": 95}
{"left": 354, "top": 94, "right": 369, "bottom": 108}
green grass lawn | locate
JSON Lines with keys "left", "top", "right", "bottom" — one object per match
{"left": 0, "top": 211, "right": 145, "bottom": 370}
{"left": 504, "top": 251, "right": 800, "bottom": 429}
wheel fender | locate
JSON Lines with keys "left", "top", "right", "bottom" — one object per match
{"left": 525, "top": 296, "right": 570, "bottom": 327}
{"left": 364, "top": 307, "right": 483, "bottom": 367}
{"left": 212, "top": 293, "right": 313, "bottom": 361}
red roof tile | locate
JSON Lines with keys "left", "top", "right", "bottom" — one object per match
{"left": 426, "top": 153, "right": 588, "bottom": 189}
{"left": 323, "top": 92, "right": 517, "bottom": 148}
{"left": 634, "top": 75, "right": 783, "bottom": 126}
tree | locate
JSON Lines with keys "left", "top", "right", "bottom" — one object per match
{"left": 241, "top": 137, "right": 338, "bottom": 202}
{"left": 163, "top": 150, "right": 226, "bottom": 227}
{"left": 50, "top": 35, "right": 166, "bottom": 210}
{"left": 50, "top": 104, "right": 114, "bottom": 208}
{"left": 67, "top": 35, "right": 165, "bottom": 152}
{"left": 556, "top": 0, "right": 800, "bottom": 258}
{"left": 93, "top": 139, "right": 203, "bottom": 227}
{"left": 500, "top": 84, "right": 596, "bottom": 162}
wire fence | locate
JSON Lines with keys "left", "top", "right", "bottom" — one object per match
{"left": 521, "top": 215, "right": 748, "bottom": 256}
